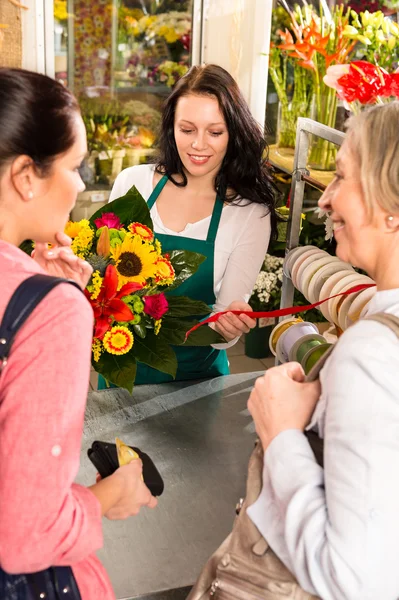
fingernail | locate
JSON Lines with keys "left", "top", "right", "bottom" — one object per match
{"left": 47, "top": 251, "right": 54, "bottom": 256}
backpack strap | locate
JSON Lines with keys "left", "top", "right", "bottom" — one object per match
{"left": 364, "top": 312, "right": 399, "bottom": 337}
{"left": 0, "top": 274, "right": 81, "bottom": 372}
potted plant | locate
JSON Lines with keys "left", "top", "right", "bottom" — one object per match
{"left": 245, "top": 254, "right": 284, "bottom": 359}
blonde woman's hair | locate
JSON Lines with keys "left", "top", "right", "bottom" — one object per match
{"left": 345, "top": 102, "right": 399, "bottom": 217}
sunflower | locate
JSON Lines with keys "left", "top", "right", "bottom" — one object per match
{"left": 110, "top": 233, "right": 158, "bottom": 288}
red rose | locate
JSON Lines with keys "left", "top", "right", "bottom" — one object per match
{"left": 143, "top": 294, "right": 169, "bottom": 320}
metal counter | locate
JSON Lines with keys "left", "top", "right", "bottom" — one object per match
{"left": 77, "top": 372, "right": 263, "bottom": 600}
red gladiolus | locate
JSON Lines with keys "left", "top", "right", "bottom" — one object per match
{"left": 86, "top": 265, "right": 143, "bottom": 339}
{"left": 143, "top": 294, "right": 169, "bottom": 320}
{"left": 94, "top": 212, "right": 123, "bottom": 230}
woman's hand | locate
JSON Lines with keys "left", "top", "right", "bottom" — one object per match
{"left": 214, "top": 301, "right": 256, "bottom": 342}
{"left": 32, "top": 232, "right": 93, "bottom": 290}
{"left": 105, "top": 460, "right": 157, "bottom": 520}
{"left": 248, "top": 362, "right": 321, "bottom": 451}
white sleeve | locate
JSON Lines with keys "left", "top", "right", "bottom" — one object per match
{"left": 212, "top": 203, "right": 271, "bottom": 350}
{"left": 247, "top": 321, "right": 399, "bottom": 600}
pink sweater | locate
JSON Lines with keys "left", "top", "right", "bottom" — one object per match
{"left": 0, "top": 241, "right": 115, "bottom": 599}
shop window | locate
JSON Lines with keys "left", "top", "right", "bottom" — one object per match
{"left": 54, "top": 0, "right": 193, "bottom": 191}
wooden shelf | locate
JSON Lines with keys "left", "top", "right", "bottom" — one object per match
{"left": 268, "top": 144, "right": 335, "bottom": 190}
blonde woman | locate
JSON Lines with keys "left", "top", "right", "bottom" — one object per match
{"left": 248, "top": 102, "right": 399, "bottom": 599}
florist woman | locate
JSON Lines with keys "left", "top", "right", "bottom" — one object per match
{"left": 106, "top": 64, "right": 277, "bottom": 385}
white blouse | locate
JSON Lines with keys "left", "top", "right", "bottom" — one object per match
{"left": 110, "top": 164, "right": 271, "bottom": 347}
{"left": 247, "top": 288, "right": 399, "bottom": 600}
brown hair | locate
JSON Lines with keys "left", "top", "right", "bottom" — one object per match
{"left": 155, "top": 64, "right": 277, "bottom": 237}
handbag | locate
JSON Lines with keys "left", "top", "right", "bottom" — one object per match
{"left": 0, "top": 273, "right": 83, "bottom": 600}
{"left": 187, "top": 312, "right": 399, "bottom": 600}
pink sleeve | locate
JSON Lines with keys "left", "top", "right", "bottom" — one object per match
{"left": 0, "top": 283, "right": 103, "bottom": 573}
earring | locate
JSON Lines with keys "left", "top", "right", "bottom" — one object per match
{"left": 27, "top": 191, "right": 33, "bottom": 199}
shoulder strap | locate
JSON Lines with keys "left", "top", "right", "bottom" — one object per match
{"left": 0, "top": 274, "right": 81, "bottom": 371}
{"left": 364, "top": 312, "right": 399, "bottom": 337}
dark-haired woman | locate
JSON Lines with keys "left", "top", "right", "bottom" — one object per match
{"left": 0, "top": 67, "right": 157, "bottom": 600}
{"left": 108, "top": 64, "right": 276, "bottom": 384}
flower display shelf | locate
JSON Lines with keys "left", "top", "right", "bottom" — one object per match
{"left": 268, "top": 144, "right": 335, "bottom": 192}
{"left": 276, "top": 118, "right": 345, "bottom": 364}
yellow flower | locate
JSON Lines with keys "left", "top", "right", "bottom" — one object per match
{"left": 388, "top": 35, "right": 397, "bottom": 51}
{"left": 65, "top": 219, "right": 94, "bottom": 259}
{"left": 154, "top": 239, "right": 162, "bottom": 255}
{"left": 110, "top": 233, "right": 159, "bottom": 288}
{"left": 89, "top": 271, "right": 103, "bottom": 300}
{"left": 92, "top": 338, "right": 103, "bottom": 362}
{"left": 154, "top": 319, "right": 162, "bottom": 335}
{"left": 103, "top": 326, "right": 134, "bottom": 355}
{"left": 65, "top": 220, "right": 85, "bottom": 238}
{"left": 54, "top": 0, "right": 68, "bottom": 21}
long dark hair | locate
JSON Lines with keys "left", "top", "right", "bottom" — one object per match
{"left": 0, "top": 68, "right": 80, "bottom": 177}
{"left": 156, "top": 64, "right": 277, "bottom": 237}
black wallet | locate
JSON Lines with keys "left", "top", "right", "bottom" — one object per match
{"left": 87, "top": 440, "right": 164, "bottom": 496}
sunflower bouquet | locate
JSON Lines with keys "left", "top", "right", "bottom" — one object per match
{"left": 65, "top": 187, "right": 223, "bottom": 391}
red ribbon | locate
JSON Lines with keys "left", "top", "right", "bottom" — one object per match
{"left": 185, "top": 283, "right": 376, "bottom": 340}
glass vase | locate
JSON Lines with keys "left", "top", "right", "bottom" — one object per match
{"left": 307, "top": 87, "right": 338, "bottom": 171}
{"left": 276, "top": 67, "right": 313, "bottom": 156}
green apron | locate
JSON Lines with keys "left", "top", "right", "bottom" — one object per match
{"left": 99, "top": 175, "right": 229, "bottom": 388}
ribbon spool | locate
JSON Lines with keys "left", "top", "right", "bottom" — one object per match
{"left": 269, "top": 318, "right": 303, "bottom": 357}
{"left": 294, "top": 252, "right": 329, "bottom": 294}
{"left": 327, "top": 274, "right": 373, "bottom": 326}
{"left": 291, "top": 249, "right": 326, "bottom": 290}
{"left": 287, "top": 333, "right": 327, "bottom": 364}
{"left": 300, "top": 256, "right": 341, "bottom": 301}
{"left": 307, "top": 261, "right": 354, "bottom": 305}
{"left": 283, "top": 246, "right": 318, "bottom": 279}
{"left": 329, "top": 276, "right": 374, "bottom": 327}
{"left": 276, "top": 322, "right": 319, "bottom": 363}
{"left": 301, "top": 342, "right": 332, "bottom": 374}
{"left": 345, "top": 286, "right": 376, "bottom": 328}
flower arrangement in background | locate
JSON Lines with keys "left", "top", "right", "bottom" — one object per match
{"left": 65, "top": 187, "right": 223, "bottom": 391}
{"left": 127, "top": 11, "right": 191, "bottom": 45}
{"left": 276, "top": 2, "right": 358, "bottom": 168}
{"left": 249, "top": 255, "right": 284, "bottom": 312}
{"left": 324, "top": 60, "right": 399, "bottom": 112}
{"left": 344, "top": 10, "right": 399, "bottom": 71}
{"left": 147, "top": 60, "right": 189, "bottom": 87}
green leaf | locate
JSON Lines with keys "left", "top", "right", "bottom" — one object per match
{"left": 165, "top": 296, "right": 211, "bottom": 317}
{"left": 166, "top": 249, "right": 206, "bottom": 292}
{"left": 181, "top": 322, "right": 226, "bottom": 346}
{"left": 157, "top": 317, "right": 189, "bottom": 345}
{"left": 93, "top": 353, "right": 137, "bottom": 393}
{"left": 89, "top": 186, "right": 153, "bottom": 231}
{"left": 134, "top": 334, "right": 178, "bottom": 377}
{"left": 133, "top": 323, "right": 147, "bottom": 338}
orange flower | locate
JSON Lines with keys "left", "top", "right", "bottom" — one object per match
{"left": 103, "top": 326, "right": 134, "bottom": 355}
{"left": 155, "top": 257, "right": 175, "bottom": 284}
{"left": 128, "top": 223, "right": 154, "bottom": 242}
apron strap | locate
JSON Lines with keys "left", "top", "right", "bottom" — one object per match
{"left": 206, "top": 196, "right": 223, "bottom": 243}
{"left": 148, "top": 175, "right": 168, "bottom": 210}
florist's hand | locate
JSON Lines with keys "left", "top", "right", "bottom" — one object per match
{"left": 105, "top": 460, "right": 157, "bottom": 520}
{"left": 32, "top": 232, "right": 93, "bottom": 290}
{"left": 214, "top": 301, "right": 256, "bottom": 342}
{"left": 248, "top": 362, "right": 321, "bottom": 451}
